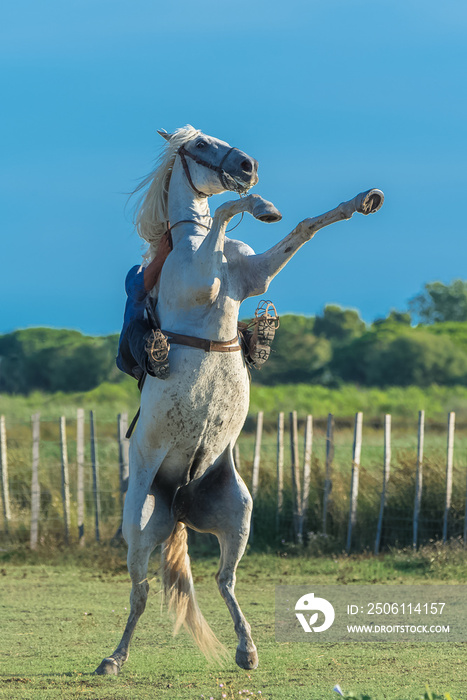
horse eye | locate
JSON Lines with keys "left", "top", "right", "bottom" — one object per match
{"left": 196, "top": 140, "right": 207, "bottom": 149}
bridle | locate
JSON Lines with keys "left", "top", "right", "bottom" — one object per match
{"left": 177, "top": 144, "right": 246, "bottom": 198}
{"left": 171, "top": 142, "right": 251, "bottom": 233}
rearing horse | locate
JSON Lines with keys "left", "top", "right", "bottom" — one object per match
{"left": 96, "top": 125, "right": 383, "bottom": 675}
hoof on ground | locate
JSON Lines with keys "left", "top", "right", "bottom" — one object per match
{"left": 236, "top": 647, "right": 259, "bottom": 670}
{"left": 94, "top": 657, "right": 120, "bottom": 675}
{"left": 356, "top": 188, "right": 384, "bottom": 215}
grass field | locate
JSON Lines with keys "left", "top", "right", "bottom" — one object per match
{"left": 0, "top": 546, "right": 466, "bottom": 699}
{"left": 2, "top": 382, "right": 467, "bottom": 423}
{"left": 1, "top": 386, "right": 466, "bottom": 698}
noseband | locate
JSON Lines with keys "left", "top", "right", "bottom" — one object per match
{"left": 177, "top": 145, "right": 242, "bottom": 198}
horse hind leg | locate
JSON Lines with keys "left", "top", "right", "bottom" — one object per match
{"left": 179, "top": 450, "right": 258, "bottom": 669}
{"left": 215, "top": 495, "right": 258, "bottom": 670}
{"left": 95, "top": 484, "right": 174, "bottom": 675}
{"left": 161, "top": 521, "right": 226, "bottom": 661}
{"left": 95, "top": 544, "right": 151, "bottom": 675}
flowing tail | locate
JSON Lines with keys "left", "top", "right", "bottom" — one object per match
{"left": 161, "top": 522, "right": 226, "bottom": 661}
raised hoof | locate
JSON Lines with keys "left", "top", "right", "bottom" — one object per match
{"left": 252, "top": 199, "right": 282, "bottom": 223}
{"left": 94, "top": 657, "right": 120, "bottom": 676}
{"left": 235, "top": 647, "right": 259, "bottom": 670}
{"left": 356, "top": 188, "right": 384, "bottom": 215}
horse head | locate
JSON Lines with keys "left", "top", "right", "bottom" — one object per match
{"left": 158, "top": 128, "right": 258, "bottom": 197}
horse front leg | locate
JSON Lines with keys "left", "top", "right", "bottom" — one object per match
{"left": 198, "top": 194, "right": 282, "bottom": 259}
{"left": 243, "top": 188, "right": 384, "bottom": 297}
{"left": 192, "top": 195, "right": 282, "bottom": 302}
{"left": 211, "top": 193, "right": 282, "bottom": 231}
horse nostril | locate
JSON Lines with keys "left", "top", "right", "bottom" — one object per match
{"left": 240, "top": 159, "right": 253, "bottom": 174}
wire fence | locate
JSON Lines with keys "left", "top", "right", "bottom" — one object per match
{"left": 1, "top": 409, "right": 466, "bottom": 553}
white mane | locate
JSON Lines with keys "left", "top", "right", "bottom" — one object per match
{"left": 132, "top": 125, "right": 201, "bottom": 260}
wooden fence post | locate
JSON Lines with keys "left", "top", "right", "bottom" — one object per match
{"left": 276, "top": 412, "right": 284, "bottom": 530}
{"left": 299, "top": 415, "right": 313, "bottom": 541}
{"left": 30, "top": 413, "right": 41, "bottom": 550}
{"left": 323, "top": 413, "right": 334, "bottom": 535}
{"left": 90, "top": 411, "right": 101, "bottom": 543}
{"left": 251, "top": 411, "right": 263, "bottom": 501}
{"left": 249, "top": 411, "right": 263, "bottom": 542}
{"left": 76, "top": 408, "right": 85, "bottom": 546}
{"left": 0, "top": 415, "right": 11, "bottom": 534}
{"left": 442, "top": 411, "right": 455, "bottom": 543}
{"left": 60, "top": 416, "right": 71, "bottom": 544}
{"left": 375, "top": 414, "right": 391, "bottom": 554}
{"left": 233, "top": 443, "right": 241, "bottom": 474}
{"left": 464, "top": 471, "right": 467, "bottom": 550}
{"left": 346, "top": 411, "right": 363, "bottom": 553}
{"left": 118, "top": 413, "right": 129, "bottom": 512}
{"left": 413, "top": 410, "right": 425, "bottom": 549}
{"left": 289, "top": 411, "right": 302, "bottom": 543}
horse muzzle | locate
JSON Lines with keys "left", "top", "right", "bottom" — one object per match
{"left": 221, "top": 149, "right": 258, "bottom": 192}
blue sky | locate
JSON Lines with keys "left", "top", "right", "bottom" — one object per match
{"left": 1, "top": 0, "right": 466, "bottom": 335}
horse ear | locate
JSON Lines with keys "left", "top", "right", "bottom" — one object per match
{"left": 157, "top": 130, "right": 174, "bottom": 142}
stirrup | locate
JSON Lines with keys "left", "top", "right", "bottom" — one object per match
{"left": 145, "top": 329, "right": 170, "bottom": 379}
{"left": 249, "top": 300, "right": 279, "bottom": 367}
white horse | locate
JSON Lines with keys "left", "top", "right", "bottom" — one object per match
{"left": 96, "top": 125, "right": 383, "bottom": 675}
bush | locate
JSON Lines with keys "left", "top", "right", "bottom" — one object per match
{"left": 0, "top": 328, "right": 120, "bottom": 394}
{"left": 251, "top": 315, "right": 333, "bottom": 385}
{"left": 333, "top": 328, "right": 467, "bottom": 387}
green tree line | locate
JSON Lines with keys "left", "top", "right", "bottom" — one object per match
{"left": 1, "top": 280, "right": 467, "bottom": 395}
{"left": 0, "top": 328, "right": 121, "bottom": 394}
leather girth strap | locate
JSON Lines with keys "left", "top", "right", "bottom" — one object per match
{"left": 125, "top": 332, "right": 241, "bottom": 439}
{"left": 162, "top": 330, "right": 241, "bottom": 353}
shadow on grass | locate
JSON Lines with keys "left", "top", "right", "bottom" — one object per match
{"left": 390, "top": 558, "right": 430, "bottom": 573}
